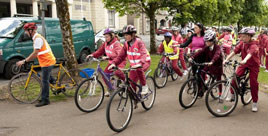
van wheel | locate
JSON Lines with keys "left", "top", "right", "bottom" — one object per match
{"left": 4, "top": 59, "right": 21, "bottom": 79}
{"left": 79, "top": 50, "right": 89, "bottom": 64}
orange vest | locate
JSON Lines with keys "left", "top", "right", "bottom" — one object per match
{"left": 33, "top": 34, "right": 56, "bottom": 67}
{"left": 126, "top": 38, "right": 150, "bottom": 67}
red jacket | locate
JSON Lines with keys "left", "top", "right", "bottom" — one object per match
{"left": 113, "top": 38, "right": 150, "bottom": 66}
{"left": 193, "top": 45, "right": 223, "bottom": 76}
{"left": 172, "top": 34, "right": 183, "bottom": 44}
{"left": 92, "top": 38, "right": 126, "bottom": 68}
{"left": 234, "top": 40, "right": 260, "bottom": 68}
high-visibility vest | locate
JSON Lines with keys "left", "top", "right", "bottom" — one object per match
{"left": 125, "top": 38, "right": 151, "bottom": 66}
{"left": 34, "top": 34, "right": 56, "bottom": 67}
{"left": 163, "top": 40, "right": 179, "bottom": 60}
{"left": 104, "top": 40, "right": 120, "bottom": 64}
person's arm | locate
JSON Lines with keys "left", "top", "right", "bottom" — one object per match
{"left": 241, "top": 44, "right": 258, "bottom": 64}
{"left": 112, "top": 44, "right": 127, "bottom": 66}
{"left": 211, "top": 46, "right": 222, "bottom": 64}
{"left": 91, "top": 43, "right": 105, "bottom": 58}
{"left": 192, "top": 47, "right": 206, "bottom": 59}
{"left": 240, "top": 54, "right": 252, "bottom": 65}
{"left": 26, "top": 49, "right": 39, "bottom": 62}
{"left": 180, "top": 35, "right": 193, "bottom": 48}
{"left": 217, "top": 33, "right": 225, "bottom": 40}
{"left": 158, "top": 43, "right": 164, "bottom": 54}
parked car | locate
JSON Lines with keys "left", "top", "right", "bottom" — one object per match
{"left": 156, "top": 27, "right": 172, "bottom": 35}
{"left": 0, "top": 17, "right": 95, "bottom": 79}
{"left": 94, "top": 29, "right": 124, "bottom": 50}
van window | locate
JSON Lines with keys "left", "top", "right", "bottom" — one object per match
{"left": 0, "top": 19, "right": 23, "bottom": 38}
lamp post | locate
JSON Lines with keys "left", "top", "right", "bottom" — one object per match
{"left": 40, "top": 0, "right": 47, "bottom": 37}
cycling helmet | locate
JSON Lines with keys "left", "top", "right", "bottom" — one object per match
{"left": 223, "top": 26, "right": 232, "bottom": 32}
{"left": 164, "top": 32, "right": 172, "bottom": 37}
{"left": 171, "top": 26, "right": 179, "bottom": 31}
{"left": 103, "top": 28, "right": 114, "bottom": 35}
{"left": 122, "top": 25, "right": 137, "bottom": 34}
{"left": 203, "top": 30, "right": 216, "bottom": 42}
{"left": 238, "top": 27, "right": 255, "bottom": 36}
{"left": 23, "top": 23, "right": 37, "bottom": 30}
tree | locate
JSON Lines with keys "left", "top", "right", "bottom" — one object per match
{"left": 55, "top": 0, "right": 77, "bottom": 70}
{"left": 103, "top": 0, "right": 193, "bottom": 54}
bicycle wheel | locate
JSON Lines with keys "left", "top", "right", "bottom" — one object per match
{"left": 106, "top": 88, "right": 133, "bottom": 132}
{"left": 141, "top": 76, "right": 156, "bottom": 110}
{"left": 241, "top": 77, "right": 252, "bottom": 105}
{"left": 171, "top": 70, "right": 178, "bottom": 81}
{"left": 8, "top": 73, "right": 42, "bottom": 104}
{"left": 154, "top": 64, "right": 168, "bottom": 88}
{"left": 74, "top": 78, "right": 104, "bottom": 113}
{"left": 59, "top": 68, "right": 88, "bottom": 97}
{"left": 205, "top": 80, "right": 238, "bottom": 117}
{"left": 178, "top": 78, "right": 198, "bottom": 109}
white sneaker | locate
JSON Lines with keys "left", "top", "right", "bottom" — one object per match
{"left": 264, "top": 70, "right": 268, "bottom": 72}
{"left": 252, "top": 102, "right": 258, "bottom": 112}
{"left": 183, "top": 70, "right": 188, "bottom": 76}
{"left": 141, "top": 85, "right": 149, "bottom": 95}
{"left": 105, "top": 92, "right": 110, "bottom": 97}
{"left": 226, "top": 94, "right": 235, "bottom": 101}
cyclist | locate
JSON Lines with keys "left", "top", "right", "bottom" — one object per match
{"left": 158, "top": 32, "right": 183, "bottom": 77}
{"left": 189, "top": 30, "right": 223, "bottom": 97}
{"left": 171, "top": 27, "right": 188, "bottom": 75}
{"left": 223, "top": 27, "right": 260, "bottom": 112}
{"left": 219, "top": 26, "right": 233, "bottom": 56}
{"left": 263, "top": 31, "right": 268, "bottom": 72}
{"left": 108, "top": 25, "right": 151, "bottom": 95}
{"left": 86, "top": 28, "right": 126, "bottom": 96}
{"left": 16, "top": 23, "right": 56, "bottom": 107}
{"left": 257, "top": 29, "right": 267, "bottom": 68}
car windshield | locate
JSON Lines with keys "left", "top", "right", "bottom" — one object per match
{"left": 0, "top": 19, "right": 23, "bottom": 38}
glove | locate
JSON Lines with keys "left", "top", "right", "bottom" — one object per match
{"left": 131, "top": 64, "right": 142, "bottom": 69}
{"left": 108, "top": 64, "right": 116, "bottom": 70}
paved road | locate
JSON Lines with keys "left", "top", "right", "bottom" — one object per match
{"left": 1, "top": 77, "right": 268, "bottom": 136}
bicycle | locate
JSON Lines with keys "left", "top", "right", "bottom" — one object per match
{"left": 8, "top": 59, "right": 88, "bottom": 104}
{"left": 74, "top": 57, "right": 123, "bottom": 113}
{"left": 154, "top": 53, "right": 180, "bottom": 88}
{"left": 205, "top": 60, "right": 251, "bottom": 117}
{"left": 106, "top": 67, "right": 156, "bottom": 132}
{"left": 179, "top": 60, "right": 219, "bottom": 109}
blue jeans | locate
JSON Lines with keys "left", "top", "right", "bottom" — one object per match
{"left": 41, "top": 65, "right": 54, "bottom": 102}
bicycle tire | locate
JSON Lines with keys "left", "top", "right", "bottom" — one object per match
{"left": 141, "top": 76, "right": 156, "bottom": 110}
{"left": 74, "top": 78, "right": 104, "bottom": 113}
{"left": 59, "top": 68, "right": 89, "bottom": 97}
{"left": 8, "top": 73, "right": 42, "bottom": 104}
{"left": 171, "top": 70, "right": 179, "bottom": 81}
{"left": 179, "top": 78, "right": 198, "bottom": 109}
{"left": 154, "top": 65, "right": 168, "bottom": 88}
{"left": 241, "top": 77, "right": 252, "bottom": 105}
{"left": 106, "top": 88, "right": 133, "bottom": 132}
{"left": 205, "top": 80, "right": 238, "bottom": 117}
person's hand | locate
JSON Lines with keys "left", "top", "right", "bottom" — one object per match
{"left": 102, "top": 56, "right": 109, "bottom": 60}
{"left": 131, "top": 64, "right": 142, "bottom": 69}
{"left": 16, "top": 60, "right": 25, "bottom": 67}
{"left": 206, "top": 62, "right": 213, "bottom": 66}
{"left": 240, "top": 60, "right": 247, "bottom": 65}
{"left": 223, "top": 60, "right": 227, "bottom": 65}
{"left": 86, "top": 54, "right": 93, "bottom": 59}
{"left": 108, "top": 64, "right": 116, "bottom": 70}
{"left": 188, "top": 58, "right": 193, "bottom": 63}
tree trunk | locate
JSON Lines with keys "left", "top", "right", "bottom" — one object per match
{"left": 55, "top": 0, "right": 77, "bottom": 70}
{"left": 148, "top": 11, "right": 157, "bottom": 54}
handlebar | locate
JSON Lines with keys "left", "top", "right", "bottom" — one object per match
{"left": 190, "top": 60, "right": 208, "bottom": 66}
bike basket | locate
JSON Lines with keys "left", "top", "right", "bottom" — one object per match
{"left": 81, "top": 68, "right": 95, "bottom": 78}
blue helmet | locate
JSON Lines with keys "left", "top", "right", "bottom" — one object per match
{"left": 164, "top": 32, "right": 172, "bottom": 37}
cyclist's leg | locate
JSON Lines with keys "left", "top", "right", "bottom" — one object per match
{"left": 249, "top": 68, "right": 259, "bottom": 103}
{"left": 266, "top": 55, "right": 268, "bottom": 70}
{"left": 129, "top": 70, "right": 139, "bottom": 92}
{"left": 171, "top": 59, "right": 183, "bottom": 76}
{"left": 41, "top": 65, "right": 54, "bottom": 102}
{"left": 179, "top": 48, "right": 187, "bottom": 70}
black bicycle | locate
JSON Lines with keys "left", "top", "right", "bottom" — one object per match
{"left": 179, "top": 60, "right": 219, "bottom": 109}
{"left": 154, "top": 53, "right": 180, "bottom": 88}
{"left": 205, "top": 60, "right": 251, "bottom": 117}
{"left": 106, "top": 68, "right": 156, "bottom": 132}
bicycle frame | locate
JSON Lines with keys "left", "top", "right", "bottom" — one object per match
{"left": 24, "top": 63, "right": 76, "bottom": 90}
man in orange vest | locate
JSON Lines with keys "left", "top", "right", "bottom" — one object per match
{"left": 16, "top": 23, "right": 56, "bottom": 107}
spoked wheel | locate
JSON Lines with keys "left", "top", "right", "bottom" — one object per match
{"left": 106, "top": 88, "right": 133, "bottom": 132}
{"left": 241, "top": 77, "right": 252, "bottom": 105}
{"left": 171, "top": 70, "right": 179, "bottom": 81}
{"left": 205, "top": 80, "right": 238, "bottom": 117}
{"left": 141, "top": 76, "right": 156, "bottom": 110}
{"left": 154, "top": 64, "right": 168, "bottom": 88}
{"left": 8, "top": 73, "right": 42, "bottom": 104}
{"left": 59, "top": 68, "right": 89, "bottom": 97}
{"left": 74, "top": 78, "right": 104, "bottom": 112}
{"left": 178, "top": 78, "right": 198, "bottom": 109}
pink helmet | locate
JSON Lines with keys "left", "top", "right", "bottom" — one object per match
{"left": 122, "top": 25, "right": 137, "bottom": 34}
{"left": 239, "top": 27, "right": 255, "bottom": 36}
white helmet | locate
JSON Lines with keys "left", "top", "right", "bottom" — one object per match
{"left": 204, "top": 30, "right": 216, "bottom": 41}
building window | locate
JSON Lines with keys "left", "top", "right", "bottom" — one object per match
{"left": 108, "top": 10, "right": 115, "bottom": 28}
{"left": 146, "top": 19, "right": 150, "bottom": 32}
{"left": 75, "top": 5, "right": 86, "bottom": 11}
